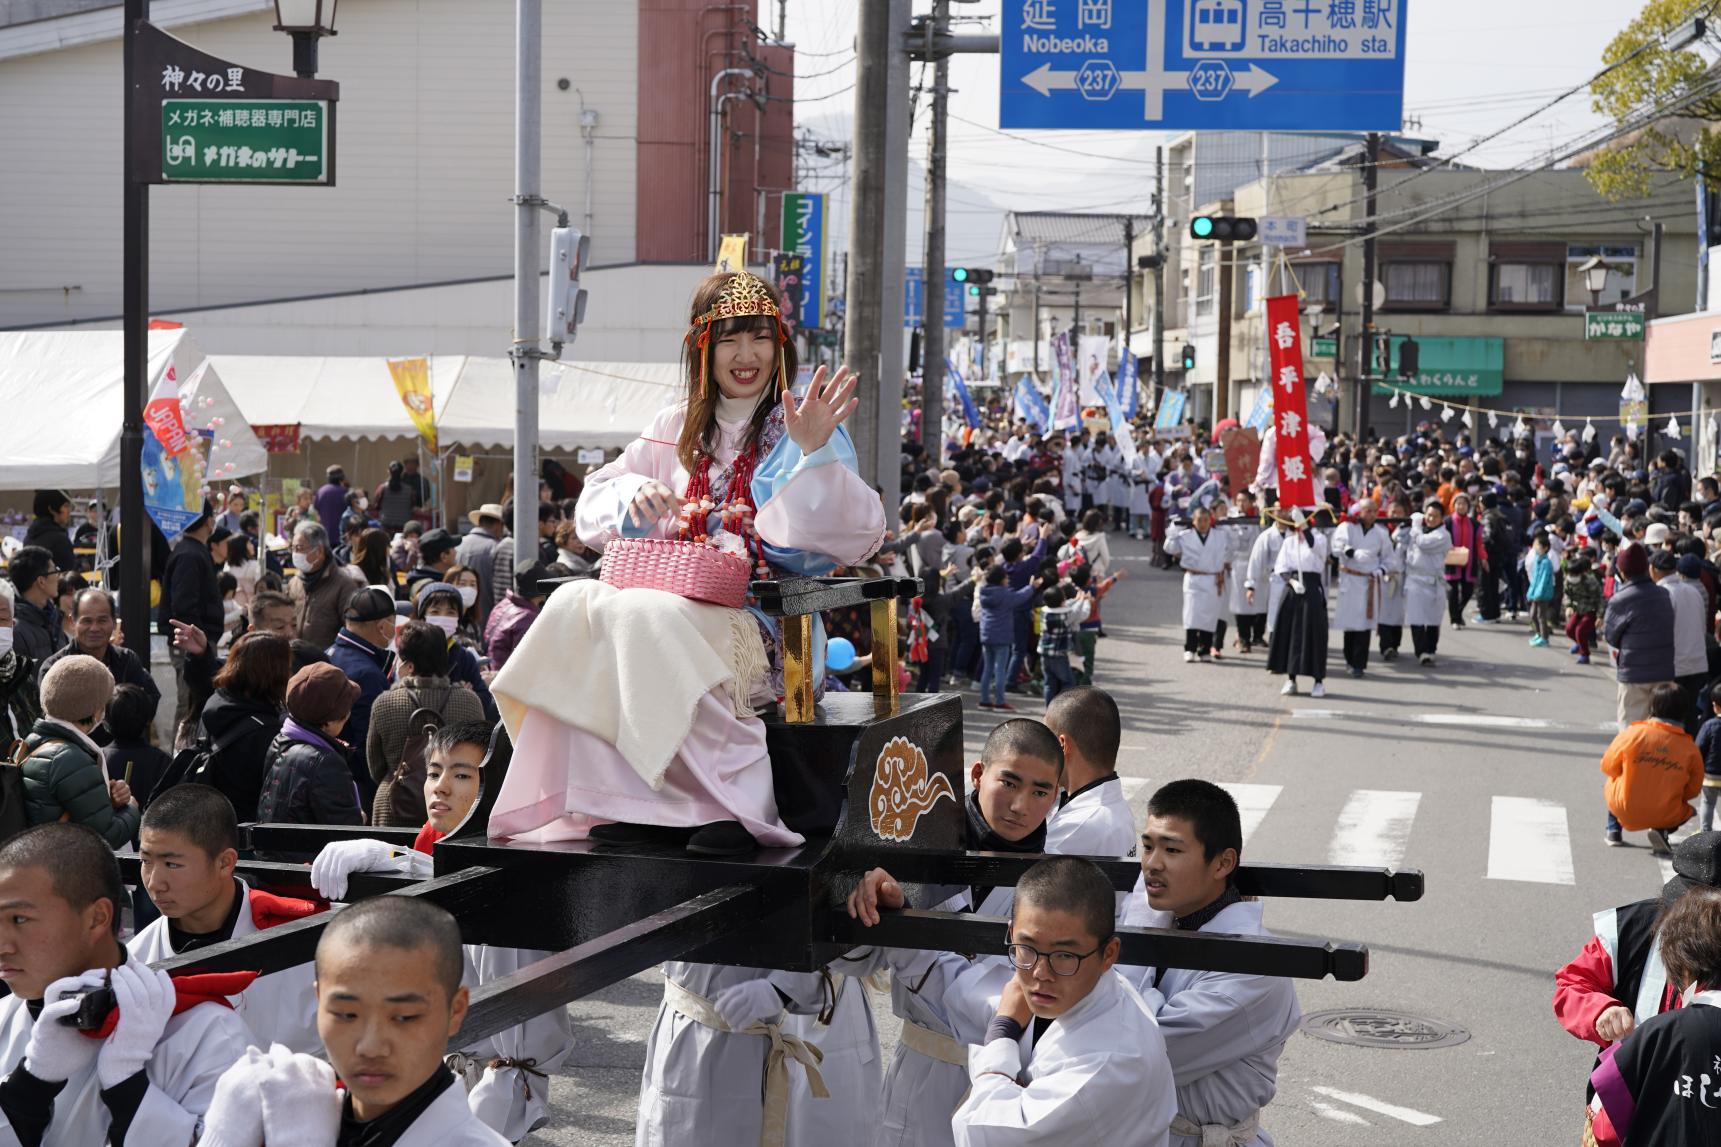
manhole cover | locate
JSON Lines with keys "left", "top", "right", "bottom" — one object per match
{"left": 1300, "top": 1009, "right": 1471, "bottom": 1050}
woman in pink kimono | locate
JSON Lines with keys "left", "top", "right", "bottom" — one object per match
{"left": 488, "top": 271, "right": 886, "bottom": 856}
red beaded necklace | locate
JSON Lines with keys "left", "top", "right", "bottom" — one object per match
{"left": 680, "top": 441, "right": 770, "bottom": 578}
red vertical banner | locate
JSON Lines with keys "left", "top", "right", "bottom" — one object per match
{"left": 1264, "top": 294, "right": 1315, "bottom": 508}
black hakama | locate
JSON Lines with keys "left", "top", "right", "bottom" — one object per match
{"left": 1267, "top": 571, "right": 1328, "bottom": 680}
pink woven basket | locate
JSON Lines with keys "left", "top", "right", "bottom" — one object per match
{"left": 600, "top": 536, "right": 752, "bottom": 609}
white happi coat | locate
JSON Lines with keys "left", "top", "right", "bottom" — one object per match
{"left": 1127, "top": 454, "right": 1157, "bottom": 518}
{"left": 950, "top": 970, "right": 1176, "bottom": 1147}
{"left": 1119, "top": 888, "right": 1301, "bottom": 1147}
{"left": 0, "top": 959, "right": 251, "bottom": 1147}
{"left": 1045, "top": 777, "right": 1137, "bottom": 860}
{"left": 1225, "top": 519, "right": 1265, "bottom": 616}
{"left": 1245, "top": 528, "right": 1287, "bottom": 633}
{"left": 1166, "top": 525, "right": 1229, "bottom": 632}
{"left": 1332, "top": 521, "right": 1393, "bottom": 634}
{"left": 455, "top": 945, "right": 574, "bottom": 1143}
{"left": 1097, "top": 445, "right": 1127, "bottom": 508}
{"left": 129, "top": 879, "right": 320, "bottom": 1055}
{"left": 1062, "top": 446, "right": 1088, "bottom": 501}
{"left": 1403, "top": 521, "right": 1453, "bottom": 627}
{"left": 374, "top": 1078, "right": 511, "bottom": 1146}
{"left": 636, "top": 962, "right": 829, "bottom": 1147}
{"left": 1376, "top": 526, "right": 1409, "bottom": 628}
{"left": 781, "top": 975, "right": 882, "bottom": 1147}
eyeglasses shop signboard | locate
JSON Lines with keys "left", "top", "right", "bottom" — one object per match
{"left": 1369, "top": 336, "right": 1505, "bottom": 397}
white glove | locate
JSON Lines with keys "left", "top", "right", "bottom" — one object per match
{"left": 1592, "top": 493, "right": 1609, "bottom": 512}
{"left": 22, "top": 971, "right": 105, "bottom": 1082}
{"left": 98, "top": 962, "right": 176, "bottom": 1089}
{"left": 196, "top": 1046, "right": 270, "bottom": 1147}
{"left": 256, "top": 1043, "right": 341, "bottom": 1147}
{"left": 712, "top": 979, "right": 784, "bottom": 1032}
{"left": 1410, "top": 511, "right": 1426, "bottom": 529}
{"left": 1287, "top": 576, "right": 1306, "bottom": 596}
{"left": 311, "top": 838, "right": 424, "bottom": 900}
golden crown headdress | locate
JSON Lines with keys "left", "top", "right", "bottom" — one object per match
{"left": 687, "top": 272, "right": 790, "bottom": 398}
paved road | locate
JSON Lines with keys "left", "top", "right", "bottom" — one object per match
{"left": 531, "top": 529, "right": 1661, "bottom": 1144}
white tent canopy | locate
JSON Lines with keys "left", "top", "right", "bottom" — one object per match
{"left": 0, "top": 330, "right": 267, "bottom": 490}
{"left": 208, "top": 354, "right": 683, "bottom": 450}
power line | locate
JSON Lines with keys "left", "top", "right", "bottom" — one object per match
{"left": 946, "top": 112, "right": 1163, "bottom": 167}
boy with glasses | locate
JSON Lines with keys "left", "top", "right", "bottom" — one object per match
{"left": 952, "top": 857, "right": 1175, "bottom": 1145}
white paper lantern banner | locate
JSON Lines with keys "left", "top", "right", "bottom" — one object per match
{"left": 1583, "top": 419, "right": 1597, "bottom": 443}
{"left": 1551, "top": 420, "right": 1566, "bottom": 441}
{"left": 1626, "top": 420, "right": 1640, "bottom": 441}
{"left": 1461, "top": 411, "right": 1473, "bottom": 429}
{"left": 1389, "top": 390, "right": 1400, "bottom": 409}
{"left": 1439, "top": 405, "right": 1455, "bottom": 422}
{"left": 1419, "top": 394, "right": 1432, "bottom": 411}
{"left": 1666, "top": 416, "right": 1681, "bottom": 439}
{"left": 1488, "top": 411, "right": 1498, "bottom": 430}
{"left": 1514, "top": 417, "right": 1529, "bottom": 438}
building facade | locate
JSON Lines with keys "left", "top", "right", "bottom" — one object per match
{"left": 0, "top": 0, "right": 793, "bottom": 358}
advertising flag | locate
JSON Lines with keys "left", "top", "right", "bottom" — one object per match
{"left": 1051, "top": 332, "right": 1081, "bottom": 431}
{"left": 945, "top": 358, "right": 982, "bottom": 429}
{"left": 1117, "top": 351, "right": 1139, "bottom": 419}
{"left": 388, "top": 357, "right": 437, "bottom": 453}
{"left": 1015, "top": 376, "right": 1051, "bottom": 432}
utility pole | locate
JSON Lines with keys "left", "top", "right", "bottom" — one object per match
{"left": 920, "top": 0, "right": 950, "bottom": 465}
{"left": 120, "top": 0, "right": 150, "bottom": 663}
{"left": 1354, "top": 131, "right": 1380, "bottom": 443}
{"left": 1122, "top": 215, "right": 1134, "bottom": 377}
{"left": 845, "top": 0, "right": 910, "bottom": 520}
{"left": 1152, "top": 146, "right": 1166, "bottom": 405}
{"left": 512, "top": 0, "right": 542, "bottom": 566}
{"left": 1216, "top": 235, "right": 1233, "bottom": 423}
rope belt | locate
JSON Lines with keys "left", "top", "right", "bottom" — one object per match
{"left": 662, "top": 978, "right": 829, "bottom": 1147}
{"left": 1169, "top": 1109, "right": 1260, "bottom": 1146}
{"left": 897, "top": 1018, "right": 969, "bottom": 1067}
{"left": 1340, "top": 567, "right": 1380, "bottom": 621}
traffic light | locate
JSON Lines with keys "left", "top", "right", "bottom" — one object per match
{"left": 1397, "top": 336, "right": 1420, "bottom": 378}
{"left": 908, "top": 325, "right": 922, "bottom": 374}
{"left": 546, "top": 226, "right": 590, "bottom": 345}
{"left": 1180, "top": 344, "right": 1196, "bottom": 371}
{"left": 1189, "top": 216, "right": 1258, "bottom": 242}
{"left": 957, "top": 268, "right": 995, "bottom": 296}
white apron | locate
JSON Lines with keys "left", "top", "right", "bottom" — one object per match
{"left": 1332, "top": 521, "right": 1392, "bottom": 634}
{"left": 1168, "top": 526, "right": 1228, "bottom": 632}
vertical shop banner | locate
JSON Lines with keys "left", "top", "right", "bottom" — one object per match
{"left": 1117, "top": 350, "right": 1139, "bottom": 419}
{"left": 1153, "top": 388, "right": 1187, "bottom": 431}
{"left": 944, "top": 358, "right": 982, "bottom": 429}
{"left": 780, "top": 192, "right": 826, "bottom": 330}
{"left": 715, "top": 233, "right": 749, "bottom": 273}
{"left": 772, "top": 253, "right": 807, "bottom": 337}
{"left": 142, "top": 426, "right": 209, "bottom": 540}
{"left": 1264, "top": 294, "right": 1315, "bottom": 508}
{"left": 1051, "top": 332, "right": 1081, "bottom": 430}
{"left": 387, "top": 357, "right": 436, "bottom": 453}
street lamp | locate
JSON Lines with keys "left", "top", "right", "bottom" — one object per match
{"left": 1579, "top": 255, "right": 1611, "bottom": 306}
{"left": 273, "top": 0, "right": 338, "bottom": 79}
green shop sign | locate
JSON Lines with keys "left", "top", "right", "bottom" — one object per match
{"left": 1370, "top": 335, "right": 1504, "bottom": 397}
{"left": 1310, "top": 336, "right": 1338, "bottom": 359}
{"left": 1584, "top": 309, "right": 1646, "bottom": 341}
{"left": 162, "top": 99, "right": 328, "bottom": 183}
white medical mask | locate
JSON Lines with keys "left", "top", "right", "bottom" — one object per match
{"left": 292, "top": 552, "right": 316, "bottom": 574}
{"left": 357, "top": 497, "right": 369, "bottom": 511}
{"left": 457, "top": 586, "right": 478, "bottom": 609}
{"left": 426, "top": 614, "right": 459, "bottom": 638}
{"left": 0, "top": 628, "right": 13, "bottom": 657}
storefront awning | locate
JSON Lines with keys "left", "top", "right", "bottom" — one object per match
{"left": 1368, "top": 336, "right": 1504, "bottom": 397}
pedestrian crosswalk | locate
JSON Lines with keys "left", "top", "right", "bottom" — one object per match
{"left": 1109, "top": 776, "right": 1651, "bottom": 888}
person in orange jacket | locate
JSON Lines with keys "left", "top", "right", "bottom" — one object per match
{"left": 1602, "top": 682, "right": 1704, "bottom": 854}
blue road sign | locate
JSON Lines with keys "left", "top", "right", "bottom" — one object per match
{"left": 904, "top": 267, "right": 968, "bottom": 330}
{"left": 1001, "top": 0, "right": 1408, "bottom": 131}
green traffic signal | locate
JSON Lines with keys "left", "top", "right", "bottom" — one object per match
{"left": 1191, "top": 217, "right": 1215, "bottom": 239}
{"left": 968, "top": 285, "right": 980, "bottom": 296}
{"left": 952, "top": 268, "right": 970, "bottom": 282}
